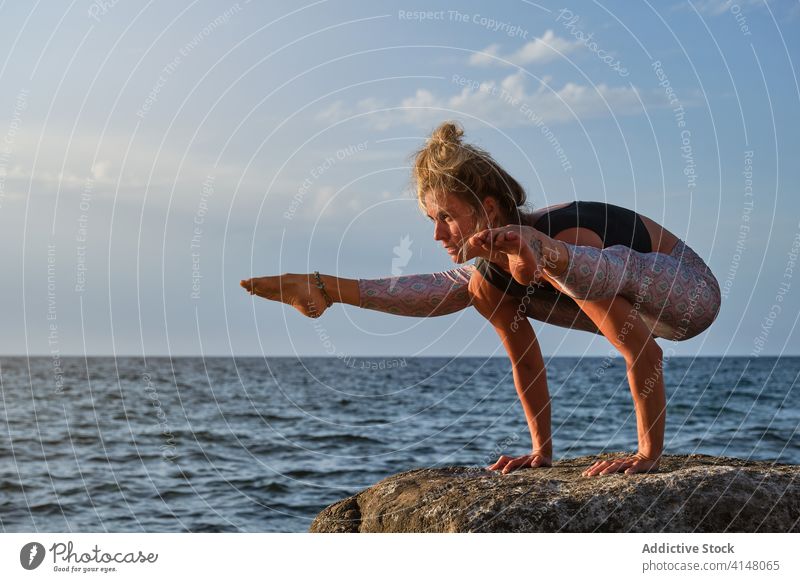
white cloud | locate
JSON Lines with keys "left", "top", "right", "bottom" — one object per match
{"left": 469, "top": 30, "right": 582, "bottom": 67}
{"left": 91, "top": 160, "right": 112, "bottom": 181}
{"left": 316, "top": 101, "right": 350, "bottom": 125}
{"left": 315, "top": 70, "right": 647, "bottom": 130}
{"left": 468, "top": 43, "right": 502, "bottom": 67}
{"left": 310, "top": 184, "right": 337, "bottom": 217}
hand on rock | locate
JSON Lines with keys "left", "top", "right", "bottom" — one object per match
{"left": 581, "top": 453, "right": 660, "bottom": 477}
{"left": 486, "top": 453, "right": 552, "bottom": 474}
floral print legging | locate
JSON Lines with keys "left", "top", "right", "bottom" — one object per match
{"left": 358, "top": 239, "right": 721, "bottom": 341}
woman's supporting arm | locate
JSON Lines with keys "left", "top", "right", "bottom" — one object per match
{"left": 493, "top": 316, "right": 553, "bottom": 465}
{"left": 571, "top": 294, "right": 665, "bottom": 476}
{"left": 469, "top": 270, "right": 553, "bottom": 472}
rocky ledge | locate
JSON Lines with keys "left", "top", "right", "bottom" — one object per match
{"left": 310, "top": 454, "right": 799, "bottom": 533}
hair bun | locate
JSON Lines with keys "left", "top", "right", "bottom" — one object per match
{"left": 429, "top": 121, "right": 464, "bottom": 154}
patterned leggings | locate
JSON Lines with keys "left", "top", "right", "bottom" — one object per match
{"left": 546, "top": 240, "right": 721, "bottom": 340}
{"left": 357, "top": 239, "right": 721, "bottom": 341}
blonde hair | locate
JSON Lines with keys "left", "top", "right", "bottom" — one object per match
{"left": 410, "top": 120, "right": 528, "bottom": 230}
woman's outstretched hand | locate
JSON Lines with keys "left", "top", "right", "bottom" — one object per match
{"left": 581, "top": 453, "right": 660, "bottom": 477}
{"left": 486, "top": 453, "right": 552, "bottom": 474}
{"left": 240, "top": 274, "right": 330, "bottom": 318}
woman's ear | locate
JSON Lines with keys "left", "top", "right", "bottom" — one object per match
{"left": 481, "top": 196, "right": 502, "bottom": 228}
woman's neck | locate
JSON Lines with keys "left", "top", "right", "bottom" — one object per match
{"left": 499, "top": 209, "right": 533, "bottom": 227}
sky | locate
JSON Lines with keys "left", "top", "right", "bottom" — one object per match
{"left": 0, "top": 0, "right": 798, "bottom": 358}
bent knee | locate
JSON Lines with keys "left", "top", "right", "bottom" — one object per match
{"left": 621, "top": 338, "right": 662, "bottom": 366}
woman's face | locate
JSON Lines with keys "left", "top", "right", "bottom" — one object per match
{"left": 424, "top": 192, "right": 498, "bottom": 262}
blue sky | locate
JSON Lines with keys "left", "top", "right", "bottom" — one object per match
{"left": 1, "top": 0, "right": 798, "bottom": 357}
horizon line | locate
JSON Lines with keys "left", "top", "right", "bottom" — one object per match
{"left": 3, "top": 353, "right": 798, "bottom": 359}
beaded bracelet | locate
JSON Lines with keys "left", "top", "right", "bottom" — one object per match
{"left": 313, "top": 271, "right": 334, "bottom": 308}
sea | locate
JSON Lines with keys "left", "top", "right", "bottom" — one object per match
{"left": 0, "top": 356, "right": 797, "bottom": 532}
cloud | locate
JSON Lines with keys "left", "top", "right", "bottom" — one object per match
{"left": 316, "top": 101, "right": 350, "bottom": 125}
{"left": 469, "top": 30, "right": 582, "bottom": 67}
{"left": 315, "top": 70, "right": 647, "bottom": 130}
{"left": 310, "top": 184, "right": 337, "bottom": 217}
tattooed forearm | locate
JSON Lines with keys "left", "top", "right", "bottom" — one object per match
{"left": 528, "top": 237, "right": 544, "bottom": 273}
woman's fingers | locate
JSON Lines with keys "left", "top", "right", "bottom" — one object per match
{"left": 467, "top": 230, "right": 521, "bottom": 263}
{"left": 600, "top": 460, "right": 630, "bottom": 475}
{"left": 496, "top": 230, "right": 520, "bottom": 244}
{"left": 584, "top": 461, "right": 613, "bottom": 477}
{"left": 486, "top": 455, "right": 509, "bottom": 470}
{"left": 471, "top": 228, "right": 527, "bottom": 256}
{"left": 582, "top": 460, "right": 611, "bottom": 477}
{"left": 500, "top": 456, "right": 530, "bottom": 474}
{"left": 582, "top": 456, "right": 660, "bottom": 477}
{"left": 487, "top": 454, "right": 552, "bottom": 474}
{"left": 467, "top": 232, "right": 489, "bottom": 248}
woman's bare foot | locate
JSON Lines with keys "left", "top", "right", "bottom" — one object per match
{"left": 240, "top": 274, "right": 330, "bottom": 318}
{"left": 466, "top": 226, "right": 568, "bottom": 286}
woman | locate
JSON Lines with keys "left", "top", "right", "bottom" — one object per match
{"left": 241, "top": 121, "right": 721, "bottom": 477}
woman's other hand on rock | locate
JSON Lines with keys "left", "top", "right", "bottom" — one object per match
{"left": 486, "top": 453, "right": 552, "bottom": 474}
{"left": 240, "top": 274, "right": 330, "bottom": 318}
{"left": 581, "top": 453, "right": 660, "bottom": 477}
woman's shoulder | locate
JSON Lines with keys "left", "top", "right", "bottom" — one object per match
{"left": 522, "top": 201, "right": 576, "bottom": 228}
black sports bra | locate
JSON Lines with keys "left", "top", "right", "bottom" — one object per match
{"left": 474, "top": 201, "right": 652, "bottom": 298}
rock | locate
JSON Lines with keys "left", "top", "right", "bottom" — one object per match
{"left": 309, "top": 454, "right": 800, "bottom": 532}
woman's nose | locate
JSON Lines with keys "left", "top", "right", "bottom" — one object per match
{"left": 433, "top": 221, "right": 448, "bottom": 241}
